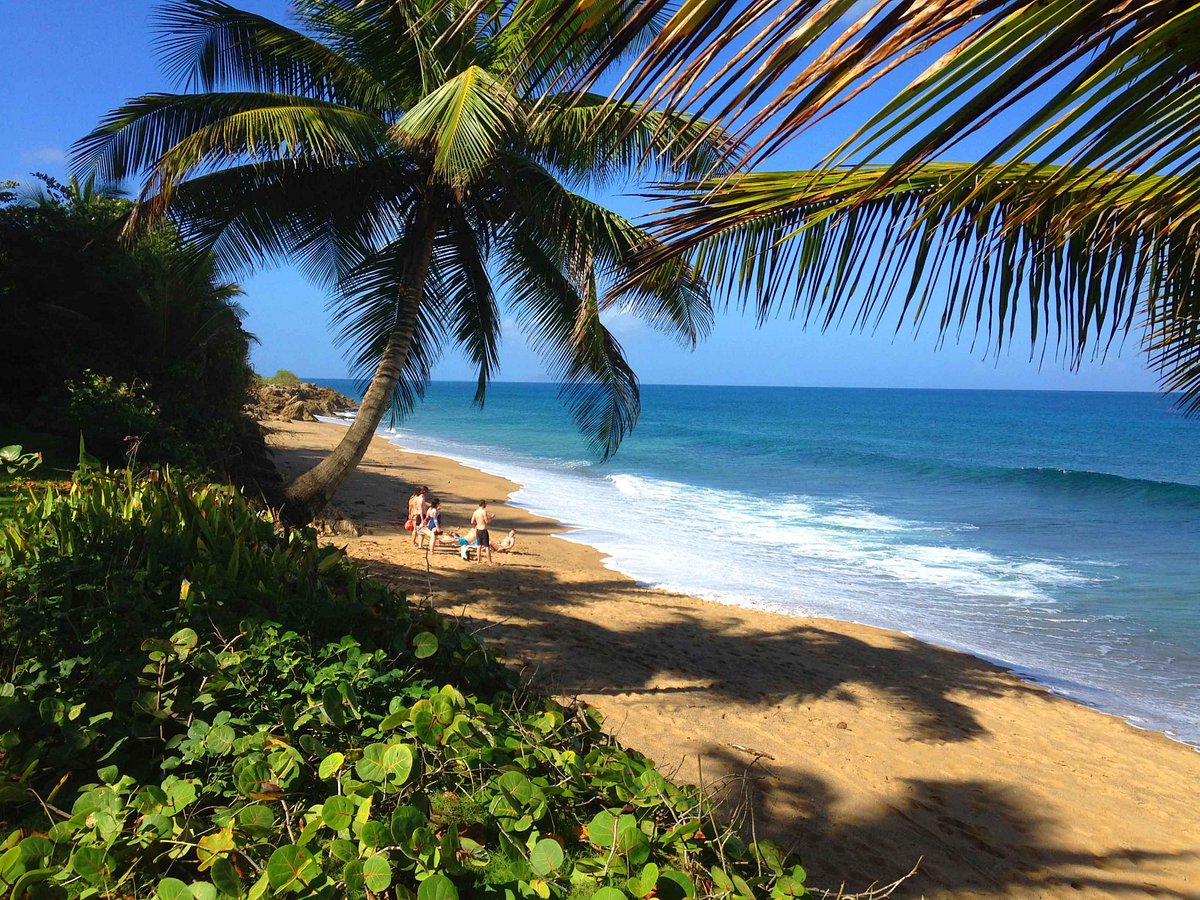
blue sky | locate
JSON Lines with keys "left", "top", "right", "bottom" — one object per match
{"left": 1, "top": 0, "right": 1160, "bottom": 391}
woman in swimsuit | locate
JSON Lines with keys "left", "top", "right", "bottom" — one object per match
{"left": 420, "top": 498, "right": 441, "bottom": 552}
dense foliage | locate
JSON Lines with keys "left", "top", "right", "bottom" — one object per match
{"left": 0, "top": 176, "right": 256, "bottom": 474}
{"left": 0, "top": 470, "right": 808, "bottom": 898}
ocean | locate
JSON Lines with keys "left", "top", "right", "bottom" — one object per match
{"left": 312, "top": 380, "right": 1200, "bottom": 745}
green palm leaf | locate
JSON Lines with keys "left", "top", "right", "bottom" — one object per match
{"left": 75, "top": 0, "right": 726, "bottom": 518}
{"left": 74, "top": 92, "right": 388, "bottom": 194}
{"left": 647, "top": 165, "right": 1200, "bottom": 408}
{"left": 390, "top": 66, "right": 519, "bottom": 185}
{"left": 154, "top": 0, "right": 396, "bottom": 112}
{"left": 500, "top": 226, "right": 639, "bottom": 459}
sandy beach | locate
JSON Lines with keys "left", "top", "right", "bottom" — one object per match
{"left": 267, "top": 420, "right": 1200, "bottom": 899}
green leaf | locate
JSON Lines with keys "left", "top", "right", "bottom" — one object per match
{"left": 322, "top": 795, "right": 356, "bottom": 831}
{"left": 530, "top": 838, "right": 564, "bottom": 877}
{"left": 342, "top": 859, "right": 364, "bottom": 893}
{"left": 70, "top": 846, "right": 111, "bottom": 884}
{"left": 10, "top": 867, "right": 55, "bottom": 897}
{"left": 170, "top": 627, "right": 199, "bottom": 659}
{"left": 417, "top": 873, "right": 459, "bottom": 900}
{"left": 379, "top": 709, "right": 407, "bottom": 731}
{"left": 656, "top": 870, "right": 695, "bottom": 900}
{"left": 587, "top": 811, "right": 617, "bottom": 848}
{"left": 771, "top": 866, "right": 807, "bottom": 898}
{"left": 157, "top": 877, "right": 194, "bottom": 900}
{"left": 591, "top": 889, "right": 626, "bottom": 900}
{"left": 204, "top": 723, "right": 236, "bottom": 755}
{"left": 411, "top": 631, "right": 438, "bottom": 659}
{"left": 409, "top": 699, "right": 442, "bottom": 744}
{"left": 354, "top": 742, "right": 414, "bottom": 791}
{"left": 211, "top": 858, "right": 243, "bottom": 898}
{"left": 363, "top": 853, "right": 391, "bottom": 892}
{"left": 267, "top": 845, "right": 319, "bottom": 891}
{"left": 318, "top": 751, "right": 345, "bottom": 778}
{"left": 389, "top": 805, "right": 426, "bottom": 843}
{"left": 237, "top": 804, "right": 275, "bottom": 834}
{"left": 322, "top": 685, "right": 346, "bottom": 727}
{"left": 627, "top": 862, "right": 659, "bottom": 897}
{"left": 360, "top": 820, "right": 389, "bottom": 848}
{"left": 616, "top": 826, "right": 650, "bottom": 865}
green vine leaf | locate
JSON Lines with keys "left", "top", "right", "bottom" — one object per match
{"left": 322, "top": 795, "right": 356, "bottom": 831}
{"left": 412, "top": 631, "right": 439, "bottom": 659}
{"left": 354, "top": 742, "right": 414, "bottom": 791}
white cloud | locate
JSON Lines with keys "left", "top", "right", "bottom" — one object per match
{"left": 20, "top": 147, "right": 66, "bottom": 164}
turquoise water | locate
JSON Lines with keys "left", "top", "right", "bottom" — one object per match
{"left": 313, "top": 381, "right": 1200, "bottom": 744}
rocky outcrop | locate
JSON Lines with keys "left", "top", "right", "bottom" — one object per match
{"left": 246, "top": 381, "right": 356, "bottom": 422}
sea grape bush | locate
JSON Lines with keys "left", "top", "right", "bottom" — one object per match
{"left": 0, "top": 471, "right": 808, "bottom": 898}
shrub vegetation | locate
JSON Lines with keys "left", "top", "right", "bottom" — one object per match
{"left": 0, "top": 470, "right": 807, "bottom": 898}
{"left": 0, "top": 176, "right": 256, "bottom": 476}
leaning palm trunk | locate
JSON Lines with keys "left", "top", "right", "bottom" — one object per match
{"left": 282, "top": 204, "right": 438, "bottom": 524}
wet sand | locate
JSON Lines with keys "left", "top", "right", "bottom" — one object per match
{"left": 267, "top": 420, "right": 1200, "bottom": 899}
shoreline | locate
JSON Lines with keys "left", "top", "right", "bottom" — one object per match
{"left": 320, "top": 416, "right": 1196, "bottom": 750}
{"left": 267, "top": 419, "right": 1200, "bottom": 898}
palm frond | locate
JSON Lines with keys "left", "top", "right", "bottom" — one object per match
{"left": 331, "top": 230, "right": 453, "bottom": 421}
{"left": 438, "top": 203, "right": 501, "bottom": 404}
{"left": 390, "top": 66, "right": 519, "bottom": 186}
{"left": 153, "top": 0, "right": 397, "bottom": 112}
{"left": 72, "top": 92, "right": 389, "bottom": 194}
{"left": 164, "top": 156, "right": 423, "bottom": 284}
{"left": 646, "top": 164, "right": 1200, "bottom": 408}
{"left": 498, "top": 156, "right": 713, "bottom": 346}
{"left": 528, "top": 93, "right": 736, "bottom": 184}
{"left": 499, "top": 226, "right": 639, "bottom": 459}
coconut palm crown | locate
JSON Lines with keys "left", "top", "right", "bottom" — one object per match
{"left": 74, "top": 0, "right": 724, "bottom": 522}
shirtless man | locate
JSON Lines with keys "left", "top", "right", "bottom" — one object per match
{"left": 407, "top": 486, "right": 429, "bottom": 546}
{"left": 470, "top": 500, "right": 493, "bottom": 565}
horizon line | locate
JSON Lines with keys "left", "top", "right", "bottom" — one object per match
{"left": 298, "top": 377, "right": 1167, "bottom": 396}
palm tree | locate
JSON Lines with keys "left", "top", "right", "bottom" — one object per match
{"left": 74, "top": 0, "right": 726, "bottom": 523}
{"left": 550, "top": 0, "right": 1200, "bottom": 408}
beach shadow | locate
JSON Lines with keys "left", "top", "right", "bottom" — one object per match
{"left": 694, "top": 744, "right": 1197, "bottom": 898}
{"left": 370, "top": 550, "right": 1036, "bottom": 744}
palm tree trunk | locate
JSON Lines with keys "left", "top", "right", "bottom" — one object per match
{"left": 280, "top": 202, "right": 440, "bottom": 525}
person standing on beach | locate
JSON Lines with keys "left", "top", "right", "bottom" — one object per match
{"left": 408, "top": 486, "right": 429, "bottom": 546}
{"left": 421, "top": 498, "right": 442, "bottom": 556}
{"left": 470, "top": 500, "right": 493, "bottom": 565}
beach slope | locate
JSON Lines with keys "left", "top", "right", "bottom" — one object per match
{"left": 267, "top": 421, "right": 1200, "bottom": 899}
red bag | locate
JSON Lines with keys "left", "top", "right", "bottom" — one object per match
{"left": 404, "top": 520, "right": 414, "bottom": 531}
